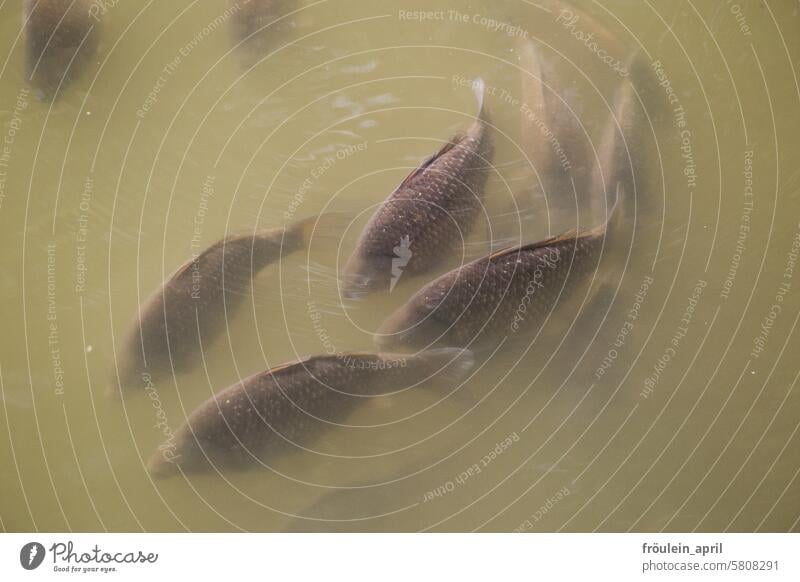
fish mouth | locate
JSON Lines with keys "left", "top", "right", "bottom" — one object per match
{"left": 105, "top": 368, "right": 130, "bottom": 400}
{"left": 342, "top": 286, "right": 370, "bottom": 301}
{"left": 147, "top": 451, "right": 182, "bottom": 480}
{"left": 340, "top": 273, "right": 381, "bottom": 300}
{"left": 105, "top": 366, "right": 138, "bottom": 400}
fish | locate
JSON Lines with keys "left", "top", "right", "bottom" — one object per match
{"left": 375, "top": 82, "right": 638, "bottom": 351}
{"left": 23, "top": 0, "right": 98, "bottom": 101}
{"left": 589, "top": 82, "right": 640, "bottom": 209}
{"left": 229, "top": 0, "right": 297, "bottom": 62}
{"left": 518, "top": 38, "right": 592, "bottom": 198}
{"left": 111, "top": 214, "right": 341, "bottom": 397}
{"left": 147, "top": 348, "right": 475, "bottom": 478}
{"left": 341, "top": 78, "right": 494, "bottom": 298}
{"left": 373, "top": 216, "right": 615, "bottom": 350}
{"left": 515, "top": 0, "right": 648, "bottom": 225}
{"left": 544, "top": 0, "right": 629, "bottom": 64}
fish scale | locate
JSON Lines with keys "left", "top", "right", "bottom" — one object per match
{"left": 380, "top": 230, "right": 605, "bottom": 350}
{"left": 147, "top": 349, "right": 474, "bottom": 477}
{"left": 375, "top": 77, "right": 638, "bottom": 351}
{"left": 368, "top": 135, "right": 490, "bottom": 274}
{"left": 341, "top": 79, "right": 494, "bottom": 297}
{"left": 112, "top": 215, "right": 333, "bottom": 396}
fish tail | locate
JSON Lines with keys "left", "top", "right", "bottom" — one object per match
{"left": 573, "top": 179, "right": 625, "bottom": 270}
{"left": 415, "top": 347, "right": 475, "bottom": 383}
{"left": 583, "top": 181, "right": 627, "bottom": 268}
{"left": 284, "top": 212, "right": 351, "bottom": 251}
{"left": 411, "top": 348, "right": 478, "bottom": 406}
{"left": 590, "top": 80, "right": 638, "bottom": 237}
{"left": 469, "top": 77, "right": 493, "bottom": 167}
{"left": 518, "top": 40, "right": 545, "bottom": 115}
{"left": 606, "top": 181, "right": 626, "bottom": 242}
{"left": 518, "top": 38, "right": 590, "bottom": 193}
{"left": 471, "top": 77, "right": 489, "bottom": 124}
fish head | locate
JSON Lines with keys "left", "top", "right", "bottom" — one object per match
{"left": 375, "top": 293, "right": 452, "bottom": 351}
{"left": 340, "top": 250, "right": 393, "bottom": 299}
{"left": 147, "top": 430, "right": 209, "bottom": 479}
{"left": 23, "top": 0, "right": 98, "bottom": 102}
{"left": 146, "top": 449, "right": 184, "bottom": 479}
{"left": 106, "top": 352, "right": 144, "bottom": 399}
{"left": 106, "top": 329, "right": 160, "bottom": 399}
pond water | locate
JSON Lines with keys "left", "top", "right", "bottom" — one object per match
{"left": 1, "top": 0, "right": 799, "bottom": 532}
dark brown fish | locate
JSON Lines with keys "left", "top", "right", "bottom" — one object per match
{"left": 341, "top": 78, "right": 493, "bottom": 297}
{"left": 112, "top": 215, "right": 337, "bottom": 396}
{"left": 375, "top": 82, "right": 638, "bottom": 351}
{"left": 147, "top": 348, "right": 474, "bottom": 478}
{"left": 23, "top": 0, "right": 98, "bottom": 101}
{"left": 374, "top": 221, "right": 609, "bottom": 350}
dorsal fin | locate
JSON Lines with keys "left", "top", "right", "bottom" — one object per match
{"left": 166, "top": 237, "right": 226, "bottom": 282}
{"left": 486, "top": 183, "right": 623, "bottom": 264}
{"left": 264, "top": 355, "right": 315, "bottom": 377}
{"left": 396, "top": 133, "right": 466, "bottom": 190}
{"left": 263, "top": 352, "right": 390, "bottom": 379}
{"left": 487, "top": 229, "right": 586, "bottom": 261}
{"left": 168, "top": 257, "right": 196, "bottom": 282}
{"left": 167, "top": 231, "right": 260, "bottom": 282}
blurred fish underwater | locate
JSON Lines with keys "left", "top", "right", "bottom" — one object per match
{"left": 23, "top": 0, "right": 98, "bottom": 100}
{"left": 1, "top": 0, "right": 798, "bottom": 535}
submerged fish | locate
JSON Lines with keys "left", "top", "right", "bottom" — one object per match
{"left": 518, "top": 39, "right": 592, "bottom": 197}
{"left": 543, "top": 0, "right": 630, "bottom": 65}
{"left": 375, "top": 82, "right": 638, "bottom": 351}
{"left": 23, "top": 0, "right": 98, "bottom": 100}
{"left": 112, "top": 215, "right": 338, "bottom": 396}
{"left": 341, "top": 78, "right": 494, "bottom": 297}
{"left": 374, "top": 214, "right": 614, "bottom": 350}
{"left": 147, "top": 348, "right": 474, "bottom": 477}
{"left": 229, "top": 0, "right": 297, "bottom": 62}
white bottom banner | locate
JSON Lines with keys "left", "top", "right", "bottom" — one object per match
{"left": 1, "top": 534, "right": 798, "bottom": 580}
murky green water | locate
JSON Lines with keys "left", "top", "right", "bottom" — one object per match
{"left": 1, "top": 0, "right": 799, "bottom": 532}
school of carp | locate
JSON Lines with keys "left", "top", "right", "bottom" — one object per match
{"left": 21, "top": 0, "right": 645, "bottom": 479}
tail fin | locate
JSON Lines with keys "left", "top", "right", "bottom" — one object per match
{"left": 283, "top": 212, "right": 351, "bottom": 251}
{"left": 604, "top": 182, "right": 626, "bottom": 240}
{"left": 519, "top": 40, "right": 546, "bottom": 120}
{"left": 589, "top": 79, "right": 638, "bottom": 236}
{"left": 415, "top": 347, "right": 475, "bottom": 383}
{"left": 412, "top": 348, "right": 477, "bottom": 405}
{"left": 518, "top": 39, "right": 590, "bottom": 193}
{"left": 471, "top": 77, "right": 489, "bottom": 124}
{"left": 593, "top": 77, "right": 638, "bottom": 191}
{"left": 581, "top": 181, "right": 626, "bottom": 268}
